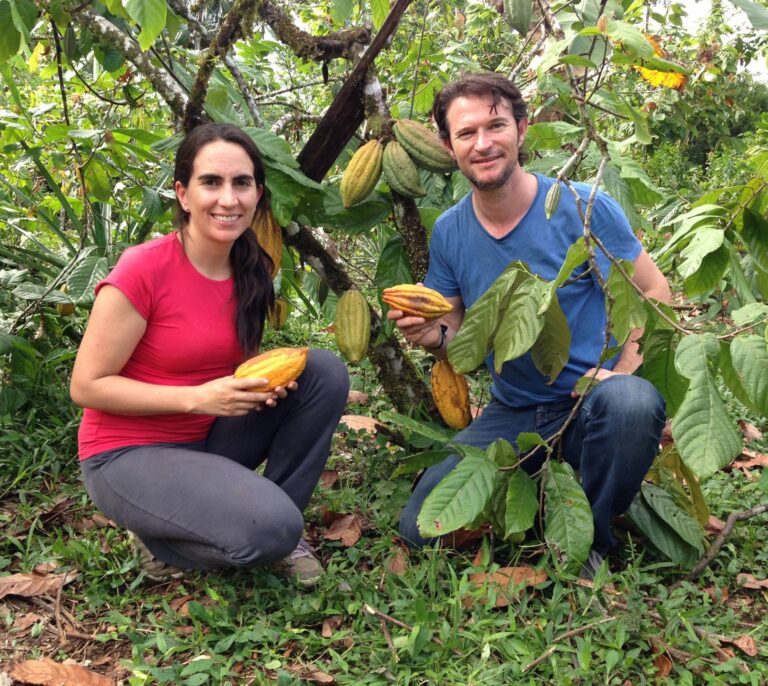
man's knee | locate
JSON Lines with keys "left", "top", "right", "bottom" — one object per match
{"left": 586, "top": 375, "right": 665, "bottom": 427}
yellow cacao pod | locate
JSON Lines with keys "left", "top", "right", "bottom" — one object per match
{"left": 56, "top": 284, "right": 74, "bottom": 316}
{"left": 340, "top": 139, "right": 383, "bottom": 208}
{"left": 431, "top": 360, "right": 471, "bottom": 430}
{"left": 381, "top": 284, "right": 453, "bottom": 320}
{"left": 251, "top": 207, "right": 282, "bottom": 278}
{"left": 234, "top": 347, "right": 308, "bottom": 391}
{"left": 334, "top": 290, "right": 371, "bottom": 364}
{"left": 382, "top": 140, "right": 426, "bottom": 198}
{"left": 268, "top": 298, "right": 290, "bottom": 330}
{"left": 392, "top": 119, "right": 456, "bottom": 174}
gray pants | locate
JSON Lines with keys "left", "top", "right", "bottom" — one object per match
{"left": 80, "top": 349, "right": 349, "bottom": 570}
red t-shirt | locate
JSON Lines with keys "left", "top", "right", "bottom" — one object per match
{"left": 77, "top": 233, "right": 244, "bottom": 459}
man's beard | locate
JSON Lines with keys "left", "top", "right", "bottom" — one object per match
{"left": 465, "top": 158, "right": 517, "bottom": 191}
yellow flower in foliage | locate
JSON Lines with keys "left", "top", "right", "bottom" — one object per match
{"left": 635, "top": 34, "right": 688, "bottom": 91}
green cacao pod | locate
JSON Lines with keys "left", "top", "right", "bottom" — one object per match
{"left": 544, "top": 181, "right": 561, "bottom": 220}
{"left": 431, "top": 360, "right": 471, "bottom": 430}
{"left": 340, "top": 139, "right": 383, "bottom": 208}
{"left": 382, "top": 140, "right": 426, "bottom": 198}
{"left": 392, "top": 119, "right": 456, "bottom": 174}
{"left": 335, "top": 290, "right": 371, "bottom": 364}
{"left": 504, "top": 0, "right": 533, "bottom": 37}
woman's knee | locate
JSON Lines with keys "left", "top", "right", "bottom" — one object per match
{"left": 304, "top": 349, "right": 350, "bottom": 401}
{"left": 228, "top": 502, "right": 304, "bottom": 567}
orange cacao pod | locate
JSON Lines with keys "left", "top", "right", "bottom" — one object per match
{"left": 334, "top": 290, "right": 371, "bottom": 364}
{"left": 431, "top": 360, "right": 471, "bottom": 430}
{"left": 381, "top": 284, "right": 453, "bottom": 320}
{"left": 340, "top": 139, "right": 383, "bottom": 208}
{"left": 268, "top": 298, "right": 290, "bottom": 330}
{"left": 251, "top": 207, "right": 282, "bottom": 278}
{"left": 234, "top": 347, "right": 308, "bottom": 391}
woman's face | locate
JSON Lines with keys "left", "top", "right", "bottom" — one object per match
{"left": 174, "top": 140, "right": 263, "bottom": 247}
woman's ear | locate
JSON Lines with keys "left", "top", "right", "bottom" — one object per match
{"left": 175, "top": 180, "right": 189, "bottom": 213}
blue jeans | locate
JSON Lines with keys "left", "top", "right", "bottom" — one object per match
{"left": 399, "top": 375, "right": 666, "bottom": 555}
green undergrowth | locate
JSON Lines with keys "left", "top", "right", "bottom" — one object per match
{"left": 1, "top": 374, "right": 767, "bottom": 685}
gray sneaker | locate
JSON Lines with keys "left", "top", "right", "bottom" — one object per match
{"left": 580, "top": 549, "right": 606, "bottom": 581}
{"left": 128, "top": 532, "right": 185, "bottom": 582}
{"left": 274, "top": 539, "right": 323, "bottom": 588}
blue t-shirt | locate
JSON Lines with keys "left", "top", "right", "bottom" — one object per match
{"left": 425, "top": 173, "right": 642, "bottom": 407}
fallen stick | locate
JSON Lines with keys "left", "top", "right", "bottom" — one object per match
{"left": 523, "top": 617, "right": 615, "bottom": 672}
{"left": 362, "top": 603, "right": 462, "bottom": 656}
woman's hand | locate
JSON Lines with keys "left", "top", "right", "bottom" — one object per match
{"left": 190, "top": 376, "right": 298, "bottom": 416}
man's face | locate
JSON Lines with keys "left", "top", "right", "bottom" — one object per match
{"left": 443, "top": 95, "right": 527, "bottom": 191}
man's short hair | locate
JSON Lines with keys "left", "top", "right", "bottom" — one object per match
{"left": 432, "top": 72, "right": 529, "bottom": 164}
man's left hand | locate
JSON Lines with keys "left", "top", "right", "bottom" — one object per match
{"left": 571, "top": 368, "right": 628, "bottom": 398}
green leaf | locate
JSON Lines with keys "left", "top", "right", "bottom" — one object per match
{"left": 605, "top": 20, "right": 655, "bottom": 59}
{"left": 517, "top": 432, "right": 548, "bottom": 454}
{"left": 125, "top": 0, "right": 167, "bottom": 51}
{"left": 504, "top": 0, "right": 533, "bottom": 36}
{"left": 0, "top": 3, "right": 21, "bottom": 68}
{"left": 525, "top": 122, "right": 584, "bottom": 151}
{"left": 728, "top": 0, "right": 768, "bottom": 30}
{"left": 378, "top": 410, "right": 453, "bottom": 443}
{"left": 729, "top": 335, "right": 768, "bottom": 415}
{"left": 371, "top": 0, "right": 389, "bottom": 30}
{"left": 494, "top": 276, "right": 548, "bottom": 372}
{"left": 619, "top": 158, "right": 664, "bottom": 206}
{"left": 331, "top": 0, "right": 354, "bottom": 24}
{"left": 672, "top": 334, "right": 742, "bottom": 478}
{"left": 558, "top": 55, "right": 599, "bottom": 68}
{"left": 627, "top": 105, "right": 651, "bottom": 145}
{"left": 417, "top": 456, "right": 496, "bottom": 537}
{"left": 602, "top": 164, "right": 643, "bottom": 228}
{"left": 448, "top": 264, "right": 520, "bottom": 373}
{"left": 530, "top": 296, "right": 570, "bottom": 383}
{"left": 487, "top": 439, "right": 518, "bottom": 467}
{"left": 67, "top": 254, "right": 109, "bottom": 304}
{"left": 731, "top": 302, "right": 768, "bottom": 326}
{"left": 544, "top": 462, "right": 593, "bottom": 572}
{"left": 84, "top": 160, "right": 112, "bottom": 202}
{"left": 640, "top": 329, "right": 688, "bottom": 417}
{"left": 374, "top": 234, "right": 414, "bottom": 289}
{"left": 677, "top": 228, "right": 725, "bottom": 280}
{"left": 741, "top": 208, "right": 768, "bottom": 270}
{"left": 414, "top": 76, "right": 443, "bottom": 115}
{"left": 606, "top": 262, "right": 646, "bottom": 345}
{"left": 392, "top": 449, "right": 453, "bottom": 477}
{"left": 104, "top": 0, "right": 130, "bottom": 19}
{"left": 504, "top": 469, "right": 539, "bottom": 536}
{"left": 641, "top": 483, "right": 705, "bottom": 553}
{"left": 682, "top": 244, "right": 729, "bottom": 297}
{"left": 626, "top": 494, "right": 699, "bottom": 567}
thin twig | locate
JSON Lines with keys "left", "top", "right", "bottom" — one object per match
{"left": 379, "top": 616, "right": 399, "bottom": 662}
{"left": 523, "top": 617, "right": 615, "bottom": 671}
{"left": 363, "top": 603, "right": 462, "bottom": 656}
{"left": 685, "top": 504, "right": 768, "bottom": 582}
{"left": 54, "top": 584, "right": 66, "bottom": 644}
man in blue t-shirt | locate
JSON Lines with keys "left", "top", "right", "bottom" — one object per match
{"left": 389, "top": 73, "right": 671, "bottom": 577}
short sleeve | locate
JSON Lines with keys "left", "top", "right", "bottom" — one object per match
{"left": 95, "top": 245, "right": 154, "bottom": 319}
{"left": 591, "top": 192, "right": 642, "bottom": 263}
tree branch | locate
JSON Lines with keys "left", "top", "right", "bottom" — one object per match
{"left": 76, "top": 7, "right": 188, "bottom": 120}
{"left": 183, "top": 0, "right": 258, "bottom": 132}
{"left": 259, "top": 0, "right": 371, "bottom": 62}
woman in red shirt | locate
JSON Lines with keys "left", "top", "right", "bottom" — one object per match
{"left": 71, "top": 123, "right": 349, "bottom": 587}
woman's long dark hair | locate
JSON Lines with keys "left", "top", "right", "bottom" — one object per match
{"left": 173, "top": 123, "right": 275, "bottom": 356}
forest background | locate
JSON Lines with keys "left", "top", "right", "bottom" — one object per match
{"left": 1, "top": 0, "right": 768, "bottom": 684}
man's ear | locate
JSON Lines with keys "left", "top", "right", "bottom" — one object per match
{"left": 517, "top": 118, "right": 529, "bottom": 146}
{"left": 442, "top": 137, "right": 455, "bottom": 158}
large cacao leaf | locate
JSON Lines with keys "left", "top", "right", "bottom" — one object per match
{"left": 505, "top": 469, "right": 539, "bottom": 536}
{"left": 626, "top": 494, "right": 700, "bottom": 567}
{"left": 672, "top": 334, "right": 742, "bottom": 478}
{"left": 493, "top": 276, "right": 548, "bottom": 372}
{"left": 531, "top": 296, "right": 570, "bottom": 384}
{"left": 683, "top": 243, "right": 730, "bottom": 297}
{"left": 448, "top": 264, "right": 520, "bottom": 373}
{"left": 640, "top": 483, "right": 705, "bottom": 553}
{"left": 728, "top": 334, "right": 768, "bottom": 415}
{"left": 677, "top": 227, "right": 725, "bottom": 280}
{"left": 392, "top": 449, "right": 454, "bottom": 477}
{"left": 543, "top": 461, "right": 593, "bottom": 571}
{"left": 606, "top": 261, "right": 646, "bottom": 345}
{"left": 417, "top": 456, "right": 496, "bottom": 537}
{"left": 641, "top": 329, "right": 688, "bottom": 416}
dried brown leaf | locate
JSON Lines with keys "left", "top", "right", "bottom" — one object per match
{"left": 10, "top": 658, "right": 113, "bottom": 686}
{"left": 12, "top": 613, "right": 44, "bottom": 632}
{"left": 321, "top": 616, "right": 342, "bottom": 638}
{"left": 346, "top": 390, "right": 369, "bottom": 405}
{"left": 722, "top": 635, "right": 758, "bottom": 657}
{"left": 738, "top": 420, "right": 763, "bottom": 442}
{"left": 32, "top": 562, "right": 58, "bottom": 575}
{"left": 0, "top": 571, "right": 77, "bottom": 601}
{"left": 705, "top": 515, "right": 727, "bottom": 534}
{"left": 339, "top": 415, "right": 378, "bottom": 433}
{"left": 288, "top": 664, "right": 335, "bottom": 684}
{"left": 732, "top": 450, "right": 768, "bottom": 470}
{"left": 736, "top": 573, "right": 768, "bottom": 590}
{"left": 323, "top": 514, "right": 363, "bottom": 547}
{"left": 464, "top": 566, "right": 548, "bottom": 608}
{"left": 653, "top": 653, "right": 672, "bottom": 677}
{"left": 384, "top": 546, "right": 408, "bottom": 576}
{"left": 170, "top": 594, "right": 194, "bottom": 614}
{"left": 319, "top": 470, "right": 340, "bottom": 489}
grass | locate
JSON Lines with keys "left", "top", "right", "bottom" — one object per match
{"left": 1, "top": 370, "right": 767, "bottom": 685}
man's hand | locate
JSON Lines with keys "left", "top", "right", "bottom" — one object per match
{"left": 387, "top": 308, "right": 445, "bottom": 349}
{"left": 571, "top": 368, "right": 628, "bottom": 398}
